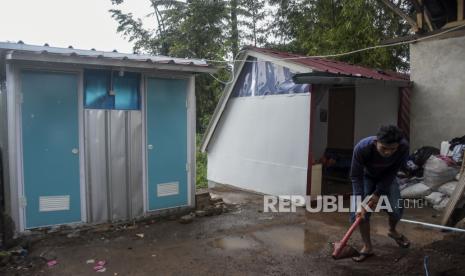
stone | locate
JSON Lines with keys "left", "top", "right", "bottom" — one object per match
{"left": 204, "top": 206, "right": 215, "bottom": 216}
{"left": 195, "top": 191, "right": 212, "bottom": 210}
{"left": 40, "top": 250, "right": 57, "bottom": 261}
{"left": 66, "top": 230, "right": 80, "bottom": 238}
{"left": 179, "top": 213, "right": 195, "bottom": 224}
{"left": 195, "top": 210, "right": 207, "bottom": 217}
{"left": 210, "top": 197, "right": 223, "bottom": 204}
{"left": 213, "top": 206, "right": 223, "bottom": 216}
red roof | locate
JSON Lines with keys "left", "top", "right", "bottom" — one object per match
{"left": 247, "top": 47, "right": 409, "bottom": 82}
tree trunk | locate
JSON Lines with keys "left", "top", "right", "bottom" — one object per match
{"left": 230, "top": 0, "right": 239, "bottom": 57}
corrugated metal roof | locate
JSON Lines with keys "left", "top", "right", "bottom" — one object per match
{"left": 0, "top": 41, "right": 212, "bottom": 68}
{"left": 247, "top": 47, "right": 409, "bottom": 82}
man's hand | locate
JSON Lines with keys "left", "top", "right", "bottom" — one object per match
{"left": 367, "top": 194, "right": 379, "bottom": 209}
{"left": 356, "top": 194, "right": 380, "bottom": 220}
{"left": 356, "top": 207, "right": 367, "bottom": 220}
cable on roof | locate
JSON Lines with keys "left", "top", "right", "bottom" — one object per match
{"left": 208, "top": 50, "right": 245, "bottom": 86}
{"left": 207, "top": 23, "right": 465, "bottom": 84}
{"left": 208, "top": 23, "right": 465, "bottom": 64}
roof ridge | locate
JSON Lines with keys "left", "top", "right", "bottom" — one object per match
{"left": 247, "top": 46, "right": 409, "bottom": 81}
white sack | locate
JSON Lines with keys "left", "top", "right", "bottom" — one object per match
{"left": 433, "top": 197, "right": 450, "bottom": 211}
{"left": 438, "top": 181, "right": 459, "bottom": 197}
{"left": 401, "top": 182, "right": 432, "bottom": 199}
{"left": 425, "top": 192, "right": 446, "bottom": 206}
{"left": 424, "top": 156, "right": 459, "bottom": 189}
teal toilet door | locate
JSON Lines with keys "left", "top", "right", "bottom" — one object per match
{"left": 21, "top": 71, "right": 81, "bottom": 228}
{"left": 146, "top": 78, "right": 188, "bottom": 210}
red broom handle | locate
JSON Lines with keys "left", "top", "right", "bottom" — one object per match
{"left": 333, "top": 216, "right": 363, "bottom": 258}
{"left": 340, "top": 216, "right": 363, "bottom": 247}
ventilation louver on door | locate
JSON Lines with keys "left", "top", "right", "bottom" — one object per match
{"left": 157, "top": 182, "right": 179, "bottom": 197}
{"left": 39, "top": 195, "right": 70, "bottom": 212}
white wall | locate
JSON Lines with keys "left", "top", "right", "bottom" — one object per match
{"left": 207, "top": 94, "right": 310, "bottom": 196}
{"left": 354, "top": 84, "right": 399, "bottom": 145}
{"left": 410, "top": 35, "right": 465, "bottom": 149}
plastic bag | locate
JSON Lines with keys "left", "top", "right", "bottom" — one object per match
{"left": 412, "top": 146, "right": 440, "bottom": 167}
{"left": 403, "top": 147, "right": 440, "bottom": 177}
{"left": 401, "top": 182, "right": 431, "bottom": 199}
{"left": 424, "top": 156, "right": 459, "bottom": 189}
{"left": 451, "top": 144, "right": 465, "bottom": 163}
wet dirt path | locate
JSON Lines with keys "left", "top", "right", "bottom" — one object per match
{"left": 4, "top": 185, "right": 462, "bottom": 276}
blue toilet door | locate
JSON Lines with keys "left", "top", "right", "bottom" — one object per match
{"left": 21, "top": 71, "right": 81, "bottom": 228}
{"left": 146, "top": 78, "right": 188, "bottom": 210}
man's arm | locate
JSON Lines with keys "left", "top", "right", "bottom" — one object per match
{"left": 350, "top": 145, "right": 365, "bottom": 196}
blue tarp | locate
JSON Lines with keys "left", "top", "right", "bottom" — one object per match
{"left": 232, "top": 56, "right": 310, "bottom": 97}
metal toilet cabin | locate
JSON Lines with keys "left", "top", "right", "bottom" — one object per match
{"left": 0, "top": 42, "right": 216, "bottom": 233}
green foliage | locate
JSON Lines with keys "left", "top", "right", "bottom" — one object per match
{"left": 196, "top": 133, "right": 208, "bottom": 189}
{"left": 110, "top": 9, "right": 154, "bottom": 54}
{"left": 161, "top": 1, "right": 228, "bottom": 60}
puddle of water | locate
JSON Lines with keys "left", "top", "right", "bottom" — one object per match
{"left": 211, "top": 236, "right": 258, "bottom": 250}
{"left": 253, "top": 226, "right": 328, "bottom": 254}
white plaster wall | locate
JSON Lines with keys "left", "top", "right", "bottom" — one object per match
{"left": 410, "top": 35, "right": 465, "bottom": 149}
{"left": 207, "top": 94, "right": 310, "bottom": 196}
{"left": 354, "top": 84, "right": 399, "bottom": 145}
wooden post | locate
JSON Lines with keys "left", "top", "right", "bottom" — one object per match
{"left": 306, "top": 85, "right": 315, "bottom": 196}
{"left": 411, "top": 0, "right": 434, "bottom": 31}
{"left": 441, "top": 157, "right": 465, "bottom": 226}
{"left": 416, "top": 0, "right": 424, "bottom": 31}
{"left": 460, "top": 155, "right": 465, "bottom": 176}
{"left": 380, "top": 0, "right": 419, "bottom": 32}
{"left": 459, "top": 0, "right": 464, "bottom": 21}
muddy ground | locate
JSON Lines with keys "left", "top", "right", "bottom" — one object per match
{"left": 2, "top": 185, "right": 465, "bottom": 276}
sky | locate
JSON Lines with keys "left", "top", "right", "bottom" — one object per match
{"left": 0, "top": 0, "right": 155, "bottom": 53}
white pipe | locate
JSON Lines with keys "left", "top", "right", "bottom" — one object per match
{"left": 401, "top": 219, "right": 465, "bottom": 233}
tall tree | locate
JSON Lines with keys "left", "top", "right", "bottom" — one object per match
{"left": 267, "top": 0, "right": 412, "bottom": 71}
{"left": 110, "top": 0, "right": 229, "bottom": 134}
{"left": 230, "top": 0, "right": 240, "bottom": 57}
{"left": 239, "top": 0, "right": 268, "bottom": 46}
{"left": 268, "top": 0, "right": 303, "bottom": 47}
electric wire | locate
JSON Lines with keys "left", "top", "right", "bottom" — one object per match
{"left": 207, "top": 24, "right": 465, "bottom": 85}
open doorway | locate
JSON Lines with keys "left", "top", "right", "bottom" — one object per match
{"left": 323, "top": 87, "right": 355, "bottom": 195}
{"left": 310, "top": 83, "right": 401, "bottom": 195}
{"left": 309, "top": 86, "right": 356, "bottom": 195}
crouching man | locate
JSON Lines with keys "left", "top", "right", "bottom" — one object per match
{"left": 350, "top": 125, "right": 410, "bottom": 262}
